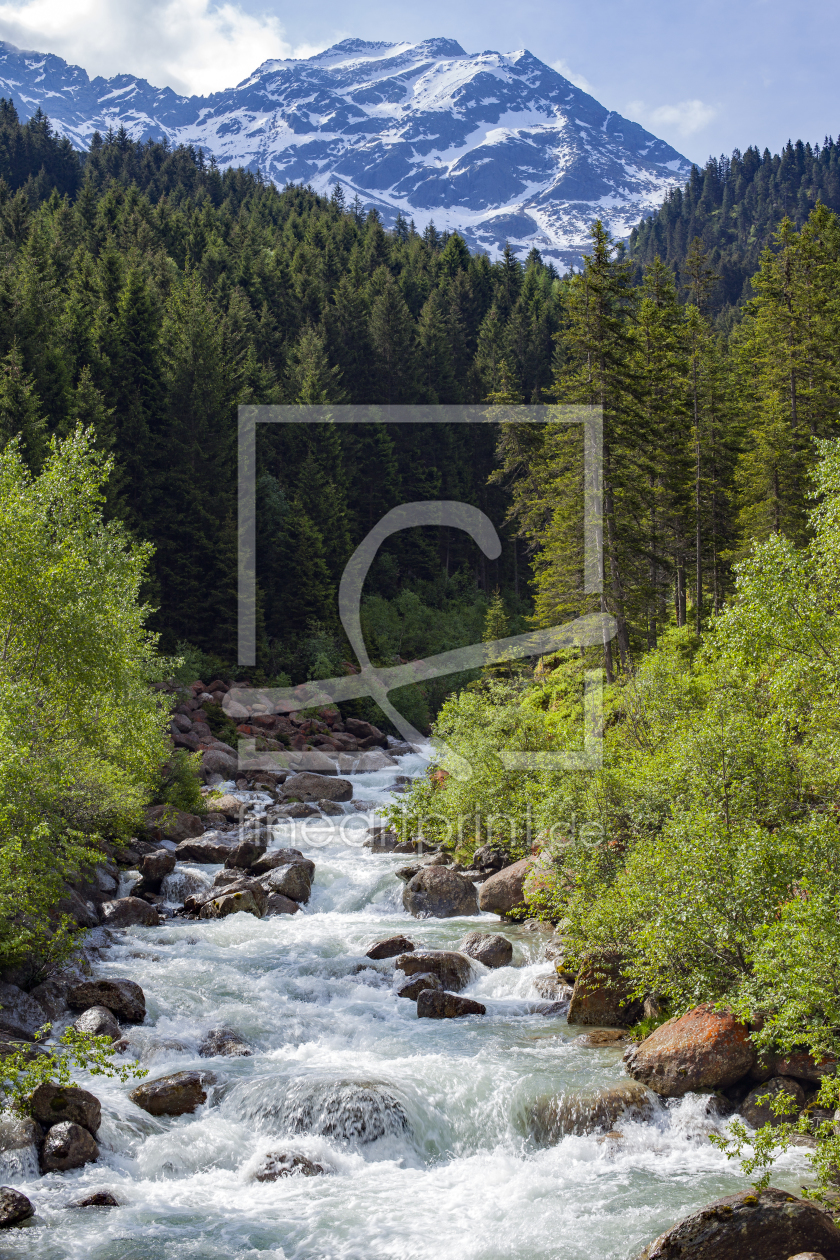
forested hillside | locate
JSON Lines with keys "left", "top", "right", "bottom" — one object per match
{"left": 1, "top": 99, "right": 839, "bottom": 718}
{"left": 631, "top": 138, "right": 840, "bottom": 312}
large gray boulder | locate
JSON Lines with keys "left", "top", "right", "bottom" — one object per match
{"left": 30, "top": 1083, "right": 101, "bottom": 1135}
{"left": 282, "top": 773, "right": 352, "bottom": 802}
{"left": 100, "top": 897, "right": 161, "bottom": 928}
{"left": 402, "top": 867, "right": 478, "bottom": 918}
{"left": 261, "top": 863, "right": 312, "bottom": 904}
{"left": 129, "top": 1070, "right": 212, "bottom": 1116}
{"left": 477, "top": 858, "right": 532, "bottom": 916}
{"left": 395, "top": 950, "right": 473, "bottom": 992}
{"left": 623, "top": 1003, "right": 756, "bottom": 1097}
{"left": 40, "top": 1121, "right": 99, "bottom": 1172}
{"left": 0, "top": 1186, "right": 34, "bottom": 1226}
{"left": 175, "top": 833, "right": 235, "bottom": 863}
{"left": 458, "top": 931, "right": 512, "bottom": 968}
{"left": 67, "top": 979, "right": 146, "bottom": 1023}
{"left": 0, "top": 983, "right": 48, "bottom": 1040}
{"left": 635, "top": 1187, "right": 840, "bottom": 1259}
{"left": 73, "top": 1005, "right": 121, "bottom": 1042}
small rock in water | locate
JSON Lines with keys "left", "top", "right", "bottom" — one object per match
{"left": 68, "top": 1191, "right": 119, "bottom": 1207}
{"left": 68, "top": 979, "right": 145, "bottom": 1023}
{"left": 459, "top": 931, "right": 513, "bottom": 969}
{"left": 40, "top": 1121, "right": 99, "bottom": 1172}
{"left": 0, "top": 1186, "right": 34, "bottom": 1226}
{"left": 265, "top": 893, "right": 299, "bottom": 916}
{"left": 397, "top": 972, "right": 443, "bottom": 1000}
{"left": 73, "top": 1005, "right": 121, "bottom": 1042}
{"left": 530, "top": 1082, "right": 654, "bottom": 1141}
{"left": 224, "top": 839, "right": 267, "bottom": 869}
{"left": 362, "top": 829, "right": 398, "bottom": 850}
{"left": 416, "top": 990, "right": 486, "bottom": 1019}
{"left": 250, "top": 849, "right": 306, "bottom": 875}
{"left": 575, "top": 1029, "right": 629, "bottom": 1047}
{"left": 273, "top": 802, "right": 320, "bottom": 819}
{"left": 199, "top": 889, "right": 263, "bottom": 920}
{"left": 319, "top": 800, "right": 344, "bottom": 816}
{"left": 199, "top": 1028, "right": 252, "bottom": 1058}
{"left": 30, "top": 1083, "right": 101, "bottom": 1135}
{"left": 533, "top": 973, "right": 573, "bottom": 1002}
{"left": 129, "top": 1070, "right": 212, "bottom": 1116}
{"left": 99, "top": 897, "right": 161, "bottom": 928}
{"left": 396, "top": 950, "right": 473, "bottom": 992}
{"left": 366, "top": 936, "right": 415, "bottom": 960}
{"left": 253, "top": 1152, "right": 329, "bottom": 1181}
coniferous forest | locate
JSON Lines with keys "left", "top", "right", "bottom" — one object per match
{"left": 6, "top": 88, "right": 840, "bottom": 1226}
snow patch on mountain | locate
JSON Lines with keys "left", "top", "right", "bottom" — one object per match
{"left": 0, "top": 36, "right": 692, "bottom": 265}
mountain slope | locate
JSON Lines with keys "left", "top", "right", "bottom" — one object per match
{"left": 0, "top": 36, "right": 691, "bottom": 265}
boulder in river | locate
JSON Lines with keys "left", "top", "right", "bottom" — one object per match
{"left": 282, "top": 772, "right": 352, "bottom": 802}
{"left": 0, "top": 1186, "right": 34, "bottom": 1226}
{"left": 279, "top": 1078, "right": 410, "bottom": 1144}
{"left": 129, "top": 1070, "right": 212, "bottom": 1116}
{"left": 416, "top": 990, "right": 486, "bottom": 1019}
{"left": 634, "top": 1186, "right": 840, "bottom": 1259}
{"left": 40, "top": 1121, "right": 99, "bottom": 1172}
{"left": 265, "top": 893, "right": 299, "bottom": 915}
{"left": 207, "top": 794, "right": 243, "bottom": 820}
{"left": 261, "top": 863, "right": 312, "bottom": 903}
{"left": 99, "top": 897, "right": 161, "bottom": 928}
{"left": 366, "top": 936, "right": 415, "bottom": 960}
{"left": 199, "top": 889, "right": 263, "bottom": 920}
{"left": 250, "top": 849, "right": 307, "bottom": 875}
{"left": 139, "top": 848, "right": 176, "bottom": 886}
{"left": 0, "top": 1116, "right": 40, "bottom": 1157}
{"left": 402, "top": 867, "right": 478, "bottom": 919}
{"left": 0, "top": 983, "right": 48, "bottom": 1040}
{"left": 176, "top": 833, "right": 235, "bottom": 864}
{"left": 576, "top": 1029, "right": 629, "bottom": 1047}
{"left": 396, "top": 950, "right": 473, "bottom": 992}
{"left": 397, "top": 972, "right": 443, "bottom": 1000}
{"left": 199, "top": 1028, "right": 252, "bottom": 1058}
{"left": 458, "top": 931, "right": 513, "bottom": 968}
{"left": 530, "top": 1082, "right": 654, "bottom": 1141}
{"left": 30, "top": 1083, "right": 101, "bottom": 1135}
{"left": 533, "top": 973, "right": 574, "bottom": 1002}
{"left": 72, "top": 1005, "right": 121, "bottom": 1042}
{"left": 253, "top": 1151, "right": 329, "bottom": 1181}
{"left": 362, "top": 829, "right": 398, "bottom": 851}
{"left": 567, "top": 952, "right": 644, "bottom": 1028}
{"left": 740, "top": 1076, "right": 806, "bottom": 1128}
{"left": 67, "top": 979, "right": 146, "bottom": 1023}
{"left": 69, "top": 1191, "right": 120, "bottom": 1207}
{"left": 477, "top": 858, "right": 532, "bottom": 916}
{"left": 623, "top": 1003, "right": 756, "bottom": 1097}
{"left": 224, "top": 839, "right": 267, "bottom": 870}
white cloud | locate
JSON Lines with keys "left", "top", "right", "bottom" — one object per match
{"left": 0, "top": 0, "right": 325, "bottom": 95}
{"left": 627, "top": 97, "right": 717, "bottom": 138}
{"left": 551, "top": 57, "right": 596, "bottom": 96}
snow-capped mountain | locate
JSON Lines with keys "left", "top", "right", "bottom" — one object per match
{"left": 0, "top": 36, "right": 692, "bottom": 265}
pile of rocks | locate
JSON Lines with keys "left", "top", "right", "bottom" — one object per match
{"left": 182, "top": 848, "right": 315, "bottom": 919}
{"left": 362, "top": 930, "right": 516, "bottom": 1021}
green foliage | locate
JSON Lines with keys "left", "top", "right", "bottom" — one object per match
{"left": 152, "top": 749, "right": 206, "bottom": 816}
{"left": 0, "top": 428, "right": 170, "bottom": 965}
{"left": 0, "top": 1023, "right": 146, "bottom": 1116}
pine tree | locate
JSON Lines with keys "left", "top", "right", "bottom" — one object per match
{"left": 369, "top": 278, "right": 417, "bottom": 404}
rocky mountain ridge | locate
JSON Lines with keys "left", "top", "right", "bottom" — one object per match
{"left": 0, "top": 36, "right": 691, "bottom": 265}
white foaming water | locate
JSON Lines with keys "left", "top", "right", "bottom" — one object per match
{"left": 6, "top": 752, "right": 812, "bottom": 1258}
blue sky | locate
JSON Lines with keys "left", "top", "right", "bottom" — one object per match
{"left": 0, "top": 0, "right": 836, "bottom": 163}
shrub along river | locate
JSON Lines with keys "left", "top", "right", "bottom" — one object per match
{"left": 0, "top": 752, "right": 809, "bottom": 1259}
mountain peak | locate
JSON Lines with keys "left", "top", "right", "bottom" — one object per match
{"left": 0, "top": 36, "right": 691, "bottom": 265}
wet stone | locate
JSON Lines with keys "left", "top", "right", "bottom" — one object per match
{"left": 253, "top": 1152, "right": 329, "bottom": 1181}
{"left": 366, "top": 935, "right": 415, "bottom": 960}
{"left": 68, "top": 1191, "right": 119, "bottom": 1207}
{"left": 129, "top": 1070, "right": 212, "bottom": 1117}
{"left": 73, "top": 1005, "right": 121, "bottom": 1042}
{"left": 397, "top": 972, "right": 443, "bottom": 1000}
{"left": 40, "top": 1121, "right": 99, "bottom": 1172}
{"left": 199, "top": 1028, "right": 252, "bottom": 1058}
{"left": 0, "top": 1186, "right": 34, "bottom": 1226}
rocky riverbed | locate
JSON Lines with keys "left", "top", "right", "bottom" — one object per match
{"left": 0, "top": 746, "right": 825, "bottom": 1258}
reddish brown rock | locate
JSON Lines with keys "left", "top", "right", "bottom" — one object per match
{"left": 566, "top": 953, "right": 644, "bottom": 1028}
{"left": 366, "top": 936, "right": 415, "bottom": 961}
{"left": 477, "top": 858, "right": 532, "bottom": 916}
{"left": 129, "top": 1070, "right": 211, "bottom": 1117}
{"left": 635, "top": 1187, "right": 840, "bottom": 1259}
{"left": 776, "top": 1051, "right": 838, "bottom": 1083}
{"left": 623, "top": 1003, "right": 756, "bottom": 1097}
